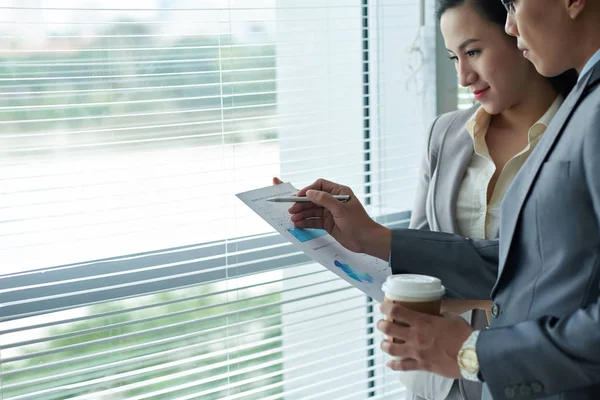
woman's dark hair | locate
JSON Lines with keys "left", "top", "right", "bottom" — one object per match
{"left": 435, "top": 0, "right": 578, "bottom": 97}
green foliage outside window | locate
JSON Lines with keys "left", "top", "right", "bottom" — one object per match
{"left": 0, "top": 21, "right": 277, "bottom": 158}
{"left": 2, "top": 282, "right": 284, "bottom": 399}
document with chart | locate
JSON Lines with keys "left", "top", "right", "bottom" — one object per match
{"left": 236, "top": 183, "right": 390, "bottom": 302}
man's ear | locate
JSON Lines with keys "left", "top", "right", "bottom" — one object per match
{"left": 566, "top": 0, "right": 586, "bottom": 19}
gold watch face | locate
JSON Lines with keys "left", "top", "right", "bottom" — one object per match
{"left": 458, "top": 347, "right": 479, "bottom": 373}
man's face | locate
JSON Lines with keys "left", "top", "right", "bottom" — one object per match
{"left": 503, "top": 0, "right": 573, "bottom": 76}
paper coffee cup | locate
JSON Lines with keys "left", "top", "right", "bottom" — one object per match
{"left": 381, "top": 274, "right": 445, "bottom": 359}
{"left": 382, "top": 274, "right": 445, "bottom": 305}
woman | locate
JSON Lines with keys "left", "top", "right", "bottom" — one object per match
{"left": 285, "top": 0, "right": 577, "bottom": 399}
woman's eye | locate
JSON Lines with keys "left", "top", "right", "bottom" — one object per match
{"left": 448, "top": 55, "right": 458, "bottom": 62}
{"left": 466, "top": 50, "right": 479, "bottom": 57}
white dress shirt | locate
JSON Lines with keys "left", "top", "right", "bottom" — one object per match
{"left": 456, "top": 95, "right": 563, "bottom": 240}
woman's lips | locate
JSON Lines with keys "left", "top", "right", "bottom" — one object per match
{"left": 473, "top": 87, "right": 490, "bottom": 100}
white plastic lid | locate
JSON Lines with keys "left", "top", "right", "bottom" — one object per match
{"left": 381, "top": 274, "right": 445, "bottom": 300}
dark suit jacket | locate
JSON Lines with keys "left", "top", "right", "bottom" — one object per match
{"left": 390, "top": 63, "right": 600, "bottom": 400}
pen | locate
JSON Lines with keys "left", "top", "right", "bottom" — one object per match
{"left": 266, "top": 195, "right": 351, "bottom": 203}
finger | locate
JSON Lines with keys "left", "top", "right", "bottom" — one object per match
{"left": 290, "top": 208, "right": 325, "bottom": 222}
{"left": 380, "top": 301, "right": 427, "bottom": 325}
{"left": 293, "top": 218, "right": 325, "bottom": 230}
{"left": 296, "top": 178, "right": 351, "bottom": 197}
{"left": 295, "top": 178, "right": 330, "bottom": 197}
{"left": 305, "top": 190, "right": 345, "bottom": 215}
{"left": 386, "top": 357, "right": 420, "bottom": 372}
{"left": 272, "top": 177, "right": 284, "bottom": 185}
{"left": 288, "top": 201, "right": 319, "bottom": 215}
{"left": 380, "top": 339, "right": 414, "bottom": 359}
{"left": 376, "top": 319, "right": 411, "bottom": 341}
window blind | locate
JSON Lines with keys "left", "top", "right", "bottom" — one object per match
{"left": 458, "top": 83, "right": 476, "bottom": 109}
{"left": 1, "top": 1, "right": 431, "bottom": 399}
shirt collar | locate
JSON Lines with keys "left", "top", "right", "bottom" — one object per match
{"left": 537, "top": 94, "right": 563, "bottom": 128}
{"left": 466, "top": 106, "right": 491, "bottom": 140}
{"left": 579, "top": 48, "right": 600, "bottom": 81}
{"left": 465, "top": 95, "right": 564, "bottom": 153}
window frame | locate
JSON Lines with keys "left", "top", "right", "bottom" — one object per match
{"left": 0, "top": 211, "right": 410, "bottom": 323}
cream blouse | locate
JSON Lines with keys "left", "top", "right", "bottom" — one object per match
{"left": 456, "top": 95, "right": 564, "bottom": 240}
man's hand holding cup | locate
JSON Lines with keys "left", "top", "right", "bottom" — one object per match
{"left": 378, "top": 274, "right": 474, "bottom": 379}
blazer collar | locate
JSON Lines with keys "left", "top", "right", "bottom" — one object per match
{"left": 493, "top": 66, "right": 597, "bottom": 295}
{"left": 433, "top": 111, "right": 476, "bottom": 233}
{"left": 584, "top": 62, "right": 600, "bottom": 93}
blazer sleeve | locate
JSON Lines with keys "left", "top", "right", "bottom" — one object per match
{"left": 389, "top": 229, "right": 499, "bottom": 300}
{"left": 408, "top": 116, "right": 441, "bottom": 231}
{"left": 476, "top": 100, "right": 600, "bottom": 398}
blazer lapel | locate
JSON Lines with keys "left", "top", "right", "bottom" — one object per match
{"left": 493, "top": 68, "right": 597, "bottom": 294}
{"left": 433, "top": 116, "right": 475, "bottom": 233}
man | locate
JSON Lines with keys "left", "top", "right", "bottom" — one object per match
{"left": 288, "top": 0, "right": 600, "bottom": 398}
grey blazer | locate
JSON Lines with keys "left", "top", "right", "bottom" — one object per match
{"left": 390, "top": 62, "right": 600, "bottom": 400}
{"left": 410, "top": 106, "right": 478, "bottom": 234}
{"left": 403, "top": 106, "right": 483, "bottom": 400}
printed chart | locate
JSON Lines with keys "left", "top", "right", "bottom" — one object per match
{"left": 287, "top": 227, "right": 328, "bottom": 243}
{"left": 237, "top": 183, "right": 390, "bottom": 301}
{"left": 333, "top": 258, "right": 374, "bottom": 283}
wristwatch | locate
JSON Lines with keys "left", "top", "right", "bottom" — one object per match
{"left": 457, "top": 330, "right": 481, "bottom": 382}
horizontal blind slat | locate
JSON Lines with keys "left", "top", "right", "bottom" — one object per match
{"left": 6, "top": 325, "right": 375, "bottom": 396}
{"left": 0, "top": 137, "right": 418, "bottom": 185}
{"left": 2, "top": 1, "right": 422, "bottom": 399}
{"left": 2, "top": 273, "right": 345, "bottom": 348}
{"left": 2, "top": 285, "right": 361, "bottom": 360}
{"left": 59, "top": 339, "right": 382, "bottom": 400}
{"left": 0, "top": 267, "right": 327, "bottom": 334}
{"left": 4, "top": 303, "right": 376, "bottom": 386}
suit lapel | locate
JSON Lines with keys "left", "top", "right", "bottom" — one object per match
{"left": 433, "top": 113, "right": 475, "bottom": 233}
{"left": 493, "top": 68, "right": 597, "bottom": 294}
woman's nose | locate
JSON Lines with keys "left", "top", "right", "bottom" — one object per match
{"left": 458, "top": 64, "right": 477, "bottom": 88}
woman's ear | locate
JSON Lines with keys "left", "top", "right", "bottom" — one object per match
{"left": 566, "top": 0, "right": 586, "bottom": 19}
